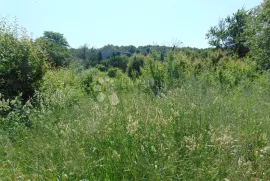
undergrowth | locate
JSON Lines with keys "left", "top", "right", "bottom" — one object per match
{"left": 1, "top": 52, "right": 270, "bottom": 180}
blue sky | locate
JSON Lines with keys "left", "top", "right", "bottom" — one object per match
{"left": 0, "top": 0, "right": 263, "bottom": 48}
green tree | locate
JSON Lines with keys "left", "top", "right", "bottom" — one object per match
{"left": 247, "top": 0, "right": 270, "bottom": 69}
{"left": 42, "top": 31, "right": 69, "bottom": 47}
{"left": 37, "top": 31, "right": 72, "bottom": 67}
{"left": 206, "top": 8, "right": 250, "bottom": 57}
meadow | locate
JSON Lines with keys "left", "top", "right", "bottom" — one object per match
{"left": 1, "top": 2, "right": 270, "bottom": 178}
{"left": 1, "top": 51, "right": 270, "bottom": 180}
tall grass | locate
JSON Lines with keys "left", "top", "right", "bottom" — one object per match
{"left": 1, "top": 52, "right": 270, "bottom": 180}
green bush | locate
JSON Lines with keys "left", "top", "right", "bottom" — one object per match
{"left": 95, "top": 64, "right": 106, "bottom": 72}
{"left": 0, "top": 19, "right": 48, "bottom": 101}
{"left": 108, "top": 67, "right": 118, "bottom": 78}
{"left": 34, "top": 68, "right": 85, "bottom": 113}
{"left": 215, "top": 58, "right": 258, "bottom": 87}
{"left": 107, "top": 55, "right": 129, "bottom": 72}
{"left": 127, "top": 54, "right": 145, "bottom": 79}
{"left": 79, "top": 68, "right": 100, "bottom": 93}
{"left": 0, "top": 94, "right": 32, "bottom": 128}
{"left": 141, "top": 57, "right": 167, "bottom": 95}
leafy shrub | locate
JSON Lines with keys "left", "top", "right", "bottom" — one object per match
{"left": 0, "top": 19, "right": 48, "bottom": 102}
{"left": 78, "top": 68, "right": 100, "bottom": 93}
{"left": 34, "top": 68, "right": 85, "bottom": 112}
{"left": 107, "top": 55, "right": 129, "bottom": 72}
{"left": 95, "top": 64, "right": 106, "bottom": 72}
{"left": 141, "top": 57, "right": 167, "bottom": 95}
{"left": 81, "top": 72, "right": 93, "bottom": 93}
{"left": 164, "top": 52, "right": 193, "bottom": 86}
{"left": 113, "top": 70, "right": 134, "bottom": 92}
{"left": 208, "top": 49, "right": 224, "bottom": 65}
{"left": 0, "top": 93, "right": 32, "bottom": 128}
{"left": 215, "top": 58, "right": 258, "bottom": 87}
{"left": 199, "top": 57, "right": 259, "bottom": 88}
{"left": 127, "top": 54, "right": 145, "bottom": 79}
{"left": 108, "top": 67, "right": 118, "bottom": 78}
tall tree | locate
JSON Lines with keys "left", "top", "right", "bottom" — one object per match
{"left": 247, "top": 0, "right": 270, "bottom": 69}
{"left": 37, "top": 31, "right": 72, "bottom": 67}
{"left": 206, "top": 8, "right": 250, "bottom": 57}
{"left": 42, "top": 31, "right": 69, "bottom": 47}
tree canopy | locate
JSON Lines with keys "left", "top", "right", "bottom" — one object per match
{"left": 206, "top": 8, "right": 250, "bottom": 57}
{"left": 37, "top": 31, "right": 72, "bottom": 67}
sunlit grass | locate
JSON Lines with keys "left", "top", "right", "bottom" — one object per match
{"left": 1, "top": 72, "right": 270, "bottom": 180}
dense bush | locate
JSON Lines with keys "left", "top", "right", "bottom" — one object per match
{"left": 127, "top": 54, "right": 145, "bottom": 79}
{"left": 0, "top": 19, "right": 48, "bottom": 101}
{"left": 141, "top": 57, "right": 167, "bottom": 95}
{"left": 0, "top": 94, "right": 32, "bottom": 128}
{"left": 78, "top": 68, "right": 101, "bottom": 93}
{"left": 215, "top": 58, "right": 258, "bottom": 87}
{"left": 107, "top": 67, "right": 119, "bottom": 78}
{"left": 107, "top": 55, "right": 129, "bottom": 72}
{"left": 95, "top": 64, "right": 106, "bottom": 72}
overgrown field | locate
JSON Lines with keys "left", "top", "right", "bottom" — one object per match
{"left": 1, "top": 53, "right": 270, "bottom": 180}
{"left": 2, "top": 1, "right": 270, "bottom": 180}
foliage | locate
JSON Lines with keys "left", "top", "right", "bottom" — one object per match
{"left": 36, "top": 31, "right": 72, "bottom": 67}
{"left": 35, "top": 68, "right": 84, "bottom": 112}
{"left": 141, "top": 57, "right": 167, "bottom": 95}
{"left": 127, "top": 54, "right": 145, "bottom": 79}
{"left": 2, "top": 1, "right": 270, "bottom": 179}
{"left": 95, "top": 64, "right": 106, "bottom": 72}
{"left": 79, "top": 70, "right": 94, "bottom": 93}
{"left": 70, "top": 44, "right": 100, "bottom": 69}
{"left": 206, "top": 8, "right": 250, "bottom": 57}
{"left": 107, "top": 67, "right": 119, "bottom": 78}
{"left": 0, "top": 94, "right": 32, "bottom": 128}
{"left": 213, "top": 58, "right": 258, "bottom": 87}
{"left": 246, "top": 0, "right": 270, "bottom": 69}
{"left": 0, "top": 19, "right": 48, "bottom": 101}
{"left": 42, "top": 31, "right": 69, "bottom": 47}
{"left": 107, "top": 55, "right": 129, "bottom": 72}
{"left": 1, "top": 71, "right": 270, "bottom": 180}
{"left": 165, "top": 52, "right": 193, "bottom": 85}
